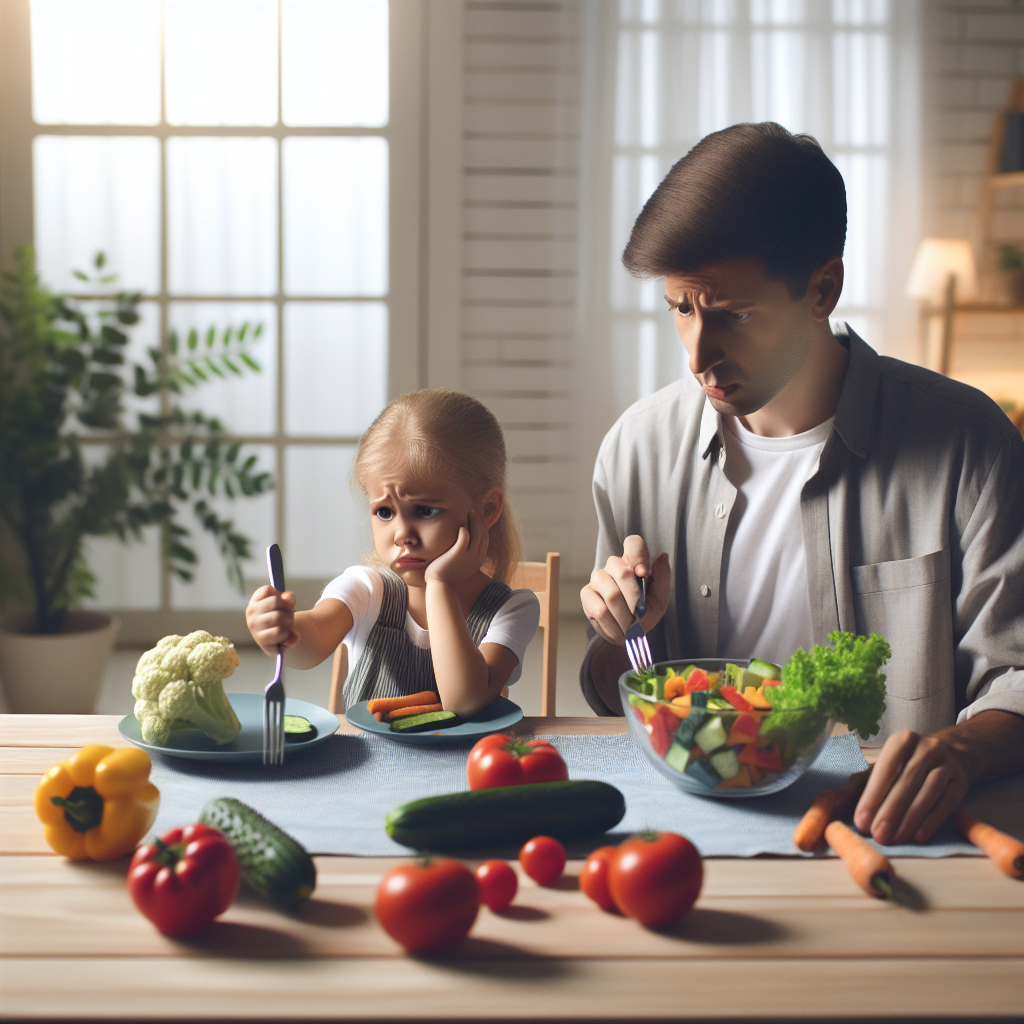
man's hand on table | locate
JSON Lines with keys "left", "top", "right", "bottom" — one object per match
{"left": 854, "top": 710, "right": 1024, "bottom": 845}
{"left": 581, "top": 535, "right": 671, "bottom": 645}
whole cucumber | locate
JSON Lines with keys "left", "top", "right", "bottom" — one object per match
{"left": 386, "top": 780, "right": 626, "bottom": 851}
{"left": 201, "top": 797, "right": 316, "bottom": 910}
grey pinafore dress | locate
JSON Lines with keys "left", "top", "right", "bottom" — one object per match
{"left": 342, "top": 567, "right": 514, "bottom": 708}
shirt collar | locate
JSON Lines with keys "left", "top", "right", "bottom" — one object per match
{"left": 696, "top": 321, "right": 878, "bottom": 461}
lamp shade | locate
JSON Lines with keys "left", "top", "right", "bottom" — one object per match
{"left": 906, "top": 237, "right": 977, "bottom": 303}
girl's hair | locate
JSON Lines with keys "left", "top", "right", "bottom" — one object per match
{"left": 353, "top": 389, "right": 521, "bottom": 585}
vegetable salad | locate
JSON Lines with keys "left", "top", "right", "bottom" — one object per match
{"left": 626, "top": 632, "right": 890, "bottom": 793}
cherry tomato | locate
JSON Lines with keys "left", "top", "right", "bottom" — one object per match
{"left": 475, "top": 859, "right": 518, "bottom": 912}
{"left": 467, "top": 733, "right": 569, "bottom": 790}
{"left": 579, "top": 845, "right": 618, "bottom": 911}
{"left": 607, "top": 832, "right": 702, "bottom": 928}
{"left": 519, "top": 835, "right": 566, "bottom": 886}
{"left": 375, "top": 857, "right": 480, "bottom": 952}
{"left": 127, "top": 823, "right": 240, "bottom": 937}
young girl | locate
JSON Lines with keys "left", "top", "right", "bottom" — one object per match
{"left": 245, "top": 389, "right": 540, "bottom": 717}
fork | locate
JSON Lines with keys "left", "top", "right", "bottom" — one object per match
{"left": 624, "top": 573, "right": 655, "bottom": 675}
{"left": 263, "top": 543, "right": 286, "bottom": 765}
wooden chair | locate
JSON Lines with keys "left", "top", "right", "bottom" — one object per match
{"left": 326, "top": 552, "right": 560, "bottom": 716}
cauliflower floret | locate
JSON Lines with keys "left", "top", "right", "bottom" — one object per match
{"left": 188, "top": 640, "right": 239, "bottom": 687}
{"left": 131, "top": 632, "right": 242, "bottom": 747}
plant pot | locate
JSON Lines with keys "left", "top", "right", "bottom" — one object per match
{"left": 0, "top": 611, "right": 120, "bottom": 714}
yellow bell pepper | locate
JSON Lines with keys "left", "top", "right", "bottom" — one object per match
{"left": 34, "top": 745, "right": 160, "bottom": 861}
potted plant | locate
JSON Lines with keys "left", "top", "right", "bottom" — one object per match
{"left": 995, "top": 243, "right": 1024, "bottom": 306}
{"left": 0, "top": 247, "right": 272, "bottom": 713}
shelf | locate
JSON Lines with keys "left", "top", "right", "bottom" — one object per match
{"left": 990, "top": 171, "right": 1024, "bottom": 188}
{"left": 922, "top": 302, "right": 1024, "bottom": 315}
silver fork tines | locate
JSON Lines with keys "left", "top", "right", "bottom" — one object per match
{"left": 263, "top": 651, "right": 285, "bottom": 765}
{"left": 624, "top": 575, "right": 654, "bottom": 674}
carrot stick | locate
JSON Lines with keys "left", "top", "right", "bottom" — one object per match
{"left": 367, "top": 691, "right": 439, "bottom": 715}
{"left": 793, "top": 790, "right": 837, "bottom": 851}
{"left": 953, "top": 808, "right": 1024, "bottom": 879}
{"left": 824, "top": 820, "right": 895, "bottom": 899}
{"left": 386, "top": 703, "right": 443, "bottom": 720}
{"left": 372, "top": 711, "right": 384, "bottom": 722}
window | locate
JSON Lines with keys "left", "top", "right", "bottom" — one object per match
{"left": 26, "top": 0, "right": 394, "bottom": 611}
{"left": 611, "top": 0, "right": 904, "bottom": 403}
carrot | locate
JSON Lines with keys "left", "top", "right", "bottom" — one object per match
{"left": 372, "top": 711, "right": 384, "bottom": 722}
{"left": 953, "top": 808, "right": 1024, "bottom": 879}
{"left": 386, "top": 703, "right": 443, "bottom": 720}
{"left": 824, "top": 820, "right": 895, "bottom": 899}
{"left": 793, "top": 789, "right": 837, "bottom": 851}
{"left": 367, "top": 691, "right": 439, "bottom": 715}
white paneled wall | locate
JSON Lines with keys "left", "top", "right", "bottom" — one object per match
{"left": 460, "top": 2, "right": 588, "bottom": 581}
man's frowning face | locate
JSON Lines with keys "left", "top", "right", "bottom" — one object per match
{"left": 664, "top": 257, "right": 825, "bottom": 418}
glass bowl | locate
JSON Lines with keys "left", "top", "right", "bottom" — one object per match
{"left": 618, "top": 659, "right": 832, "bottom": 798}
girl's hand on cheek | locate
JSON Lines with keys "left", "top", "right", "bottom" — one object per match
{"left": 424, "top": 508, "right": 490, "bottom": 585}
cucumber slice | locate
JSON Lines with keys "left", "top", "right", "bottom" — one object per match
{"left": 390, "top": 710, "right": 462, "bottom": 733}
{"left": 283, "top": 715, "right": 317, "bottom": 743}
{"left": 747, "top": 658, "right": 782, "bottom": 681}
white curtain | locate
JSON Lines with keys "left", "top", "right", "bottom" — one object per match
{"left": 564, "top": 0, "right": 921, "bottom": 575}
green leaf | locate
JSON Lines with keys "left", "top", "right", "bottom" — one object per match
{"left": 99, "top": 274, "right": 116, "bottom": 284}
{"left": 188, "top": 361, "right": 208, "bottom": 382}
{"left": 204, "top": 357, "right": 224, "bottom": 378}
{"left": 185, "top": 328, "right": 197, "bottom": 352}
{"left": 222, "top": 326, "right": 233, "bottom": 347}
{"left": 240, "top": 353, "right": 260, "bottom": 371}
{"left": 168, "top": 331, "right": 179, "bottom": 355}
{"left": 225, "top": 442, "right": 241, "bottom": 463}
{"left": 222, "top": 355, "right": 241, "bottom": 375}
{"left": 238, "top": 322, "right": 249, "bottom": 341}
{"left": 205, "top": 326, "right": 216, "bottom": 349}
{"left": 101, "top": 325, "right": 127, "bottom": 346}
{"left": 254, "top": 323, "right": 264, "bottom": 337}
{"left": 117, "top": 309, "right": 139, "bottom": 325}
{"left": 94, "top": 251, "right": 107, "bottom": 269}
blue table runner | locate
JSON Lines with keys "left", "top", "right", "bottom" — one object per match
{"left": 149, "top": 733, "right": 981, "bottom": 858}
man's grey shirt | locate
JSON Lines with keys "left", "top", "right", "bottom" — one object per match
{"left": 585, "top": 325, "right": 1024, "bottom": 741}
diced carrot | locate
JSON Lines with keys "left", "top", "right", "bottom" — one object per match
{"left": 387, "top": 703, "right": 443, "bottom": 720}
{"left": 367, "top": 690, "right": 439, "bottom": 715}
{"left": 706, "top": 672, "right": 721, "bottom": 686}
{"left": 664, "top": 676, "right": 688, "bottom": 701}
{"left": 670, "top": 694, "right": 692, "bottom": 710}
{"left": 661, "top": 701, "right": 691, "bottom": 719}
{"left": 743, "top": 686, "right": 772, "bottom": 709}
{"left": 716, "top": 764, "right": 753, "bottom": 790}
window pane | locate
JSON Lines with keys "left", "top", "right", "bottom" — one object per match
{"left": 170, "top": 446, "right": 276, "bottom": 609}
{"left": 282, "top": 0, "right": 388, "bottom": 127}
{"left": 284, "top": 301, "right": 386, "bottom": 436}
{"left": 164, "top": 0, "right": 278, "bottom": 126}
{"left": 285, "top": 446, "right": 368, "bottom": 578}
{"left": 169, "top": 302, "right": 278, "bottom": 435}
{"left": 31, "top": 0, "right": 161, "bottom": 125}
{"left": 283, "top": 137, "right": 387, "bottom": 296}
{"left": 167, "top": 137, "right": 278, "bottom": 296}
{"left": 82, "top": 529, "right": 162, "bottom": 610}
{"left": 34, "top": 136, "right": 160, "bottom": 294}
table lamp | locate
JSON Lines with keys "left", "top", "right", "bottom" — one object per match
{"left": 906, "top": 238, "right": 977, "bottom": 375}
{"left": 905, "top": 237, "right": 977, "bottom": 306}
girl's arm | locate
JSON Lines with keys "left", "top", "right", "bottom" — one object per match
{"left": 246, "top": 586, "right": 353, "bottom": 669}
{"left": 425, "top": 579, "right": 521, "bottom": 716}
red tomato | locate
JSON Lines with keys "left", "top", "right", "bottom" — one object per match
{"left": 607, "top": 832, "right": 702, "bottom": 927}
{"left": 475, "top": 860, "right": 518, "bottom": 912}
{"left": 579, "top": 846, "right": 618, "bottom": 911}
{"left": 375, "top": 858, "right": 480, "bottom": 952}
{"left": 127, "top": 823, "right": 240, "bottom": 937}
{"left": 467, "top": 733, "right": 569, "bottom": 790}
{"left": 519, "top": 835, "right": 566, "bottom": 886}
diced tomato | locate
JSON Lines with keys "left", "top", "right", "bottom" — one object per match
{"left": 683, "top": 668, "right": 710, "bottom": 693}
{"left": 648, "top": 708, "right": 674, "bottom": 758}
{"left": 737, "top": 743, "right": 786, "bottom": 771}
{"left": 726, "top": 712, "right": 760, "bottom": 746}
{"left": 761, "top": 678, "right": 782, "bottom": 687}
{"left": 719, "top": 685, "right": 753, "bottom": 711}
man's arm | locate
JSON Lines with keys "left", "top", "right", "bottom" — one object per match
{"left": 854, "top": 710, "right": 1024, "bottom": 845}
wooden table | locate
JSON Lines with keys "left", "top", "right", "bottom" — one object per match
{"left": 2, "top": 714, "right": 1023, "bottom": 1022}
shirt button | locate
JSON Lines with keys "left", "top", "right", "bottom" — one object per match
{"left": 714, "top": 502, "right": 726, "bottom": 518}
{"left": 700, "top": 584, "right": 711, "bottom": 597}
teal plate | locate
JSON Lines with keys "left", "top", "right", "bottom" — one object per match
{"left": 118, "top": 693, "right": 339, "bottom": 762}
{"left": 345, "top": 695, "right": 523, "bottom": 745}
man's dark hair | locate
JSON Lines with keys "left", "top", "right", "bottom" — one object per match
{"left": 622, "top": 122, "right": 846, "bottom": 300}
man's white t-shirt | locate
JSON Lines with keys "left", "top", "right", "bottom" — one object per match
{"left": 317, "top": 566, "right": 540, "bottom": 686}
{"left": 717, "top": 414, "right": 834, "bottom": 667}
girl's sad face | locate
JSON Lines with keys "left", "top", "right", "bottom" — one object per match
{"left": 364, "top": 468, "right": 503, "bottom": 588}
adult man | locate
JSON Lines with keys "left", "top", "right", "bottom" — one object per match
{"left": 580, "top": 123, "right": 1024, "bottom": 846}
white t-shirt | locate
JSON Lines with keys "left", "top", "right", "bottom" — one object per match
{"left": 317, "top": 566, "right": 541, "bottom": 686}
{"left": 717, "top": 414, "right": 835, "bottom": 666}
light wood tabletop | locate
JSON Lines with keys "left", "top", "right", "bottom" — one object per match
{"left": 1, "top": 713, "right": 1022, "bottom": 1022}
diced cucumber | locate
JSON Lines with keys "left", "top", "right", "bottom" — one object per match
{"left": 664, "top": 741, "right": 690, "bottom": 773}
{"left": 709, "top": 748, "right": 741, "bottom": 780}
{"left": 747, "top": 658, "right": 782, "bottom": 681}
{"left": 673, "top": 708, "right": 707, "bottom": 748}
{"left": 690, "top": 691, "right": 709, "bottom": 709}
{"left": 685, "top": 758, "right": 722, "bottom": 789}
{"left": 694, "top": 716, "right": 728, "bottom": 753}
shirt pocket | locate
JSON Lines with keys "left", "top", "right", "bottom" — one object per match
{"left": 850, "top": 550, "right": 954, "bottom": 715}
